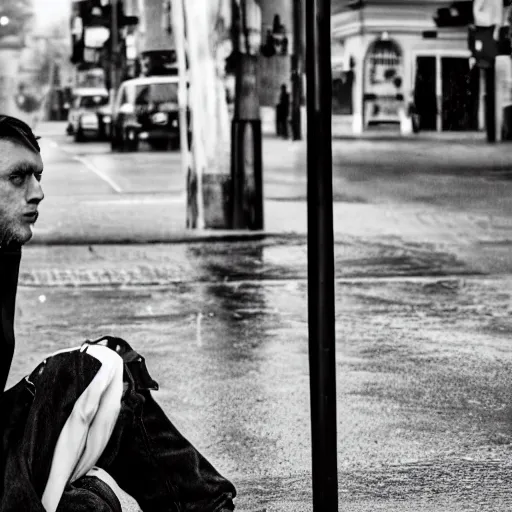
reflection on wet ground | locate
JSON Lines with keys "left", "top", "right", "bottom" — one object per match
{"left": 188, "top": 238, "right": 473, "bottom": 280}
{"left": 19, "top": 237, "right": 479, "bottom": 289}
{"left": 12, "top": 265, "right": 512, "bottom": 510}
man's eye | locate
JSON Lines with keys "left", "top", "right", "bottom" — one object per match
{"left": 10, "top": 174, "right": 25, "bottom": 185}
{"left": 34, "top": 172, "right": 43, "bottom": 182}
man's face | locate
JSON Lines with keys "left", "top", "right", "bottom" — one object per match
{"left": 0, "top": 140, "right": 44, "bottom": 246}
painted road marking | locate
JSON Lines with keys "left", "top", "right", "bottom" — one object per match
{"left": 72, "top": 155, "right": 123, "bottom": 193}
{"left": 43, "top": 138, "right": 123, "bottom": 194}
{"left": 81, "top": 194, "right": 186, "bottom": 205}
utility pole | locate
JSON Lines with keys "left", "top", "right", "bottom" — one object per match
{"left": 231, "top": 0, "right": 264, "bottom": 230}
{"left": 305, "top": 0, "right": 338, "bottom": 509}
{"left": 471, "top": 0, "right": 503, "bottom": 143}
{"left": 485, "top": 63, "right": 496, "bottom": 142}
{"left": 291, "top": 0, "right": 303, "bottom": 140}
{"left": 170, "top": 0, "right": 191, "bottom": 200}
{"left": 110, "top": 0, "right": 119, "bottom": 98}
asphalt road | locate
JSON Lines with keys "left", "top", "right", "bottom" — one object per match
{"left": 37, "top": 129, "right": 307, "bottom": 200}
{"left": 33, "top": 127, "right": 314, "bottom": 242}
{"left": 14, "top": 124, "right": 512, "bottom": 511}
{"left": 34, "top": 126, "right": 512, "bottom": 242}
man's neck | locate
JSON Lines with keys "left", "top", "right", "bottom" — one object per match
{"left": 0, "top": 241, "right": 22, "bottom": 253}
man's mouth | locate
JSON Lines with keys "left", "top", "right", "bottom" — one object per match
{"left": 23, "top": 211, "right": 39, "bottom": 223}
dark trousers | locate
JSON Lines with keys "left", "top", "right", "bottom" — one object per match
{"left": 275, "top": 105, "right": 289, "bottom": 139}
{"left": 0, "top": 338, "right": 236, "bottom": 512}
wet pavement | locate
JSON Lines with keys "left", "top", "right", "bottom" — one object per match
{"left": 11, "top": 123, "right": 512, "bottom": 510}
{"left": 10, "top": 272, "right": 512, "bottom": 511}
{"left": 10, "top": 238, "right": 512, "bottom": 511}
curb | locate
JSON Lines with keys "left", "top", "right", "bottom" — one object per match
{"left": 28, "top": 230, "right": 306, "bottom": 246}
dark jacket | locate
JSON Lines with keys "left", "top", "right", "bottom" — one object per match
{"left": 0, "top": 244, "right": 21, "bottom": 393}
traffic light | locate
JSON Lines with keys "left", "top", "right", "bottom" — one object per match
{"left": 97, "top": 2, "right": 139, "bottom": 29}
{"left": 70, "top": 31, "right": 85, "bottom": 64}
{"left": 434, "top": 1, "right": 473, "bottom": 27}
{"left": 70, "top": 0, "right": 97, "bottom": 64}
{"left": 69, "top": 0, "right": 138, "bottom": 65}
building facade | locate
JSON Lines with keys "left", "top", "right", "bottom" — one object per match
{"left": 331, "top": 0, "right": 486, "bottom": 134}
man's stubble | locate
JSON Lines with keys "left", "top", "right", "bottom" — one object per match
{"left": 0, "top": 213, "right": 31, "bottom": 247}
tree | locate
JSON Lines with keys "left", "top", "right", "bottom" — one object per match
{"left": 0, "top": 0, "right": 33, "bottom": 39}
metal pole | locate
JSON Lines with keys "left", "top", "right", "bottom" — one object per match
{"left": 171, "top": 0, "right": 190, "bottom": 195}
{"left": 110, "top": 0, "right": 119, "bottom": 97}
{"left": 305, "top": 0, "right": 338, "bottom": 510}
{"left": 291, "top": 0, "right": 303, "bottom": 140}
{"left": 485, "top": 63, "right": 496, "bottom": 143}
{"left": 231, "top": 0, "right": 264, "bottom": 230}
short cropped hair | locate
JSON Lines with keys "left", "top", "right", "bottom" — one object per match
{"left": 0, "top": 115, "right": 40, "bottom": 153}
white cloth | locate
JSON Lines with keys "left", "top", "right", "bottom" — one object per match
{"left": 473, "top": 0, "right": 503, "bottom": 27}
{"left": 40, "top": 345, "right": 124, "bottom": 512}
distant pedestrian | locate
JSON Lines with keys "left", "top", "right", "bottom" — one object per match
{"left": 407, "top": 92, "right": 420, "bottom": 134}
{"left": 0, "top": 114, "right": 236, "bottom": 511}
{"left": 276, "top": 84, "right": 290, "bottom": 138}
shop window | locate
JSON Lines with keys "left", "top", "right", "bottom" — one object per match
{"left": 364, "top": 39, "right": 404, "bottom": 125}
{"left": 332, "top": 70, "right": 353, "bottom": 115}
{"left": 367, "top": 40, "right": 402, "bottom": 86}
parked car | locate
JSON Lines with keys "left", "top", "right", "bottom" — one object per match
{"left": 66, "top": 87, "right": 110, "bottom": 142}
{"left": 110, "top": 75, "right": 188, "bottom": 152}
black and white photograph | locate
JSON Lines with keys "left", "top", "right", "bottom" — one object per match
{"left": 2, "top": 0, "right": 512, "bottom": 511}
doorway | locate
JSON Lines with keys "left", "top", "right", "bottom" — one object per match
{"left": 441, "top": 57, "right": 479, "bottom": 131}
{"left": 414, "top": 56, "right": 437, "bottom": 131}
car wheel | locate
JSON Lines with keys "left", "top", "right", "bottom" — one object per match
{"left": 149, "top": 140, "right": 168, "bottom": 151}
{"left": 124, "top": 128, "right": 139, "bottom": 152}
{"left": 111, "top": 125, "right": 121, "bottom": 151}
{"left": 74, "top": 124, "right": 85, "bottom": 142}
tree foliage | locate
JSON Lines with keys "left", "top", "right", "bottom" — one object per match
{"left": 0, "top": 0, "right": 34, "bottom": 38}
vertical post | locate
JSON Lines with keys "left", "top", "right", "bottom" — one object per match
{"left": 110, "top": 0, "right": 119, "bottom": 98}
{"left": 231, "top": 0, "right": 264, "bottom": 230}
{"left": 305, "top": 0, "right": 338, "bottom": 510}
{"left": 291, "top": 0, "right": 302, "bottom": 140}
{"left": 485, "top": 63, "right": 496, "bottom": 142}
{"left": 171, "top": 0, "right": 191, "bottom": 195}
{"left": 182, "top": 0, "right": 206, "bottom": 229}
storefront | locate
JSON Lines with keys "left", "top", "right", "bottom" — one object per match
{"left": 331, "top": 2, "right": 485, "bottom": 134}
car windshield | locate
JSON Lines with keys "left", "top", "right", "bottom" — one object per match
{"left": 78, "top": 95, "right": 109, "bottom": 109}
{"left": 135, "top": 83, "right": 178, "bottom": 106}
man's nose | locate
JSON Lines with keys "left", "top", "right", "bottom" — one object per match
{"left": 27, "top": 175, "right": 44, "bottom": 203}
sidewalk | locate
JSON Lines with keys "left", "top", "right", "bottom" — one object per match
{"left": 30, "top": 122, "right": 512, "bottom": 246}
{"left": 34, "top": 117, "right": 493, "bottom": 141}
